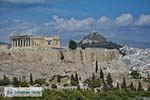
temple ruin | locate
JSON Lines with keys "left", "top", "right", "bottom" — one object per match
{"left": 11, "top": 35, "right": 60, "bottom": 48}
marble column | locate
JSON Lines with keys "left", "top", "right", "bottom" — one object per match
{"left": 28, "top": 39, "right": 30, "bottom": 47}
{"left": 13, "top": 39, "right": 16, "bottom": 47}
{"left": 23, "top": 39, "right": 25, "bottom": 47}
{"left": 15, "top": 39, "right": 17, "bottom": 47}
{"left": 12, "top": 40, "right": 14, "bottom": 47}
{"left": 19, "top": 39, "right": 21, "bottom": 47}
{"left": 21, "top": 39, "right": 23, "bottom": 47}
{"left": 16, "top": 39, "right": 18, "bottom": 47}
{"left": 26, "top": 39, "right": 27, "bottom": 47}
{"left": 30, "top": 39, "right": 33, "bottom": 47}
{"left": 29, "top": 39, "right": 31, "bottom": 47}
{"left": 13, "top": 40, "right": 15, "bottom": 47}
{"left": 20, "top": 39, "right": 21, "bottom": 47}
{"left": 22, "top": 39, "right": 24, "bottom": 47}
{"left": 18, "top": 39, "right": 20, "bottom": 47}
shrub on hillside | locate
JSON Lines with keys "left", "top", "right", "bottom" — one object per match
{"left": 20, "top": 81, "right": 29, "bottom": 87}
{"left": 51, "top": 84, "right": 57, "bottom": 89}
{"left": 84, "top": 78, "right": 101, "bottom": 88}
{"left": 34, "top": 78, "right": 46, "bottom": 86}
{"left": 68, "top": 40, "right": 77, "bottom": 50}
{"left": 0, "top": 75, "right": 11, "bottom": 86}
{"left": 130, "top": 70, "right": 141, "bottom": 79}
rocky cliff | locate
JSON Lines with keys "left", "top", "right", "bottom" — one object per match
{"left": 0, "top": 47, "right": 127, "bottom": 82}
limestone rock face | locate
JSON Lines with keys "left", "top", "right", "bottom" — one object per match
{"left": 0, "top": 48, "right": 126, "bottom": 81}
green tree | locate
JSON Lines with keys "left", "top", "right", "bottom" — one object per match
{"left": 100, "top": 69, "right": 104, "bottom": 82}
{"left": 116, "top": 82, "right": 120, "bottom": 90}
{"left": 130, "top": 70, "right": 141, "bottom": 79}
{"left": 81, "top": 45, "right": 85, "bottom": 49}
{"left": 34, "top": 78, "right": 46, "bottom": 86}
{"left": 20, "top": 81, "right": 29, "bottom": 87}
{"left": 84, "top": 78, "right": 101, "bottom": 88}
{"left": 106, "top": 73, "right": 113, "bottom": 88}
{"left": 95, "top": 60, "right": 98, "bottom": 73}
{"left": 70, "top": 74, "right": 75, "bottom": 85}
{"left": 3, "top": 76, "right": 11, "bottom": 85}
{"left": 30, "top": 73, "right": 33, "bottom": 85}
{"left": 51, "top": 84, "right": 57, "bottom": 89}
{"left": 75, "top": 72, "right": 79, "bottom": 84}
{"left": 0, "top": 76, "right": 10, "bottom": 86}
{"left": 57, "top": 75, "right": 61, "bottom": 83}
{"left": 148, "top": 86, "right": 150, "bottom": 91}
{"left": 68, "top": 40, "right": 77, "bottom": 50}
{"left": 12, "top": 77, "right": 20, "bottom": 87}
{"left": 92, "top": 73, "right": 95, "bottom": 80}
{"left": 121, "top": 77, "right": 127, "bottom": 90}
{"left": 3, "top": 75, "right": 7, "bottom": 79}
{"left": 70, "top": 74, "right": 78, "bottom": 86}
{"left": 137, "top": 82, "right": 143, "bottom": 91}
{"left": 129, "top": 82, "right": 135, "bottom": 91}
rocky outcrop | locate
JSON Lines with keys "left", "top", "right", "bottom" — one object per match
{"left": 0, "top": 47, "right": 126, "bottom": 81}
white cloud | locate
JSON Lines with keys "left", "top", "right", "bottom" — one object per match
{"left": 97, "top": 16, "right": 111, "bottom": 25}
{"left": 0, "top": 19, "right": 37, "bottom": 37}
{"left": 50, "top": 16, "right": 95, "bottom": 32}
{"left": 115, "top": 13, "right": 133, "bottom": 26}
{"left": 1, "top": 0, "right": 50, "bottom": 4}
{"left": 136, "top": 14, "right": 150, "bottom": 25}
{"left": 21, "top": 27, "right": 39, "bottom": 35}
{"left": 1, "top": 13, "right": 150, "bottom": 43}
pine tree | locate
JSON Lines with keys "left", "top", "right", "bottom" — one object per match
{"left": 57, "top": 75, "right": 61, "bottom": 83}
{"left": 75, "top": 73, "right": 78, "bottom": 81}
{"left": 116, "top": 82, "right": 120, "bottom": 90}
{"left": 106, "top": 73, "right": 113, "bottom": 88}
{"left": 100, "top": 69, "right": 104, "bottom": 82}
{"left": 70, "top": 74, "right": 74, "bottom": 85}
{"left": 95, "top": 60, "right": 98, "bottom": 73}
{"left": 70, "top": 74, "right": 79, "bottom": 86}
{"left": 148, "top": 86, "right": 150, "bottom": 91}
{"left": 12, "top": 77, "right": 20, "bottom": 87}
{"left": 3, "top": 75, "right": 7, "bottom": 80}
{"left": 30, "top": 73, "right": 33, "bottom": 85}
{"left": 2, "top": 75, "right": 11, "bottom": 86}
{"left": 129, "top": 82, "right": 135, "bottom": 91}
{"left": 137, "top": 82, "right": 143, "bottom": 91}
{"left": 92, "top": 73, "right": 95, "bottom": 80}
{"left": 121, "top": 77, "right": 127, "bottom": 90}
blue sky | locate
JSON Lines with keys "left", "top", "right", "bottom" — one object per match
{"left": 0, "top": 0, "right": 150, "bottom": 47}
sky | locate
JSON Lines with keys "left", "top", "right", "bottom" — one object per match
{"left": 0, "top": 0, "right": 150, "bottom": 47}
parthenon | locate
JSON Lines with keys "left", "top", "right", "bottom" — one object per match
{"left": 11, "top": 35, "right": 60, "bottom": 48}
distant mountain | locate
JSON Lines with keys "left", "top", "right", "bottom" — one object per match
{"left": 0, "top": 41, "right": 10, "bottom": 45}
{"left": 61, "top": 33, "right": 150, "bottom": 49}
{"left": 108, "top": 38, "right": 150, "bottom": 49}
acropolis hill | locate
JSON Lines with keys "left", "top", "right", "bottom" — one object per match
{"left": 0, "top": 32, "right": 149, "bottom": 88}
{"left": 0, "top": 33, "right": 126, "bottom": 81}
{"left": 0, "top": 47, "right": 126, "bottom": 82}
